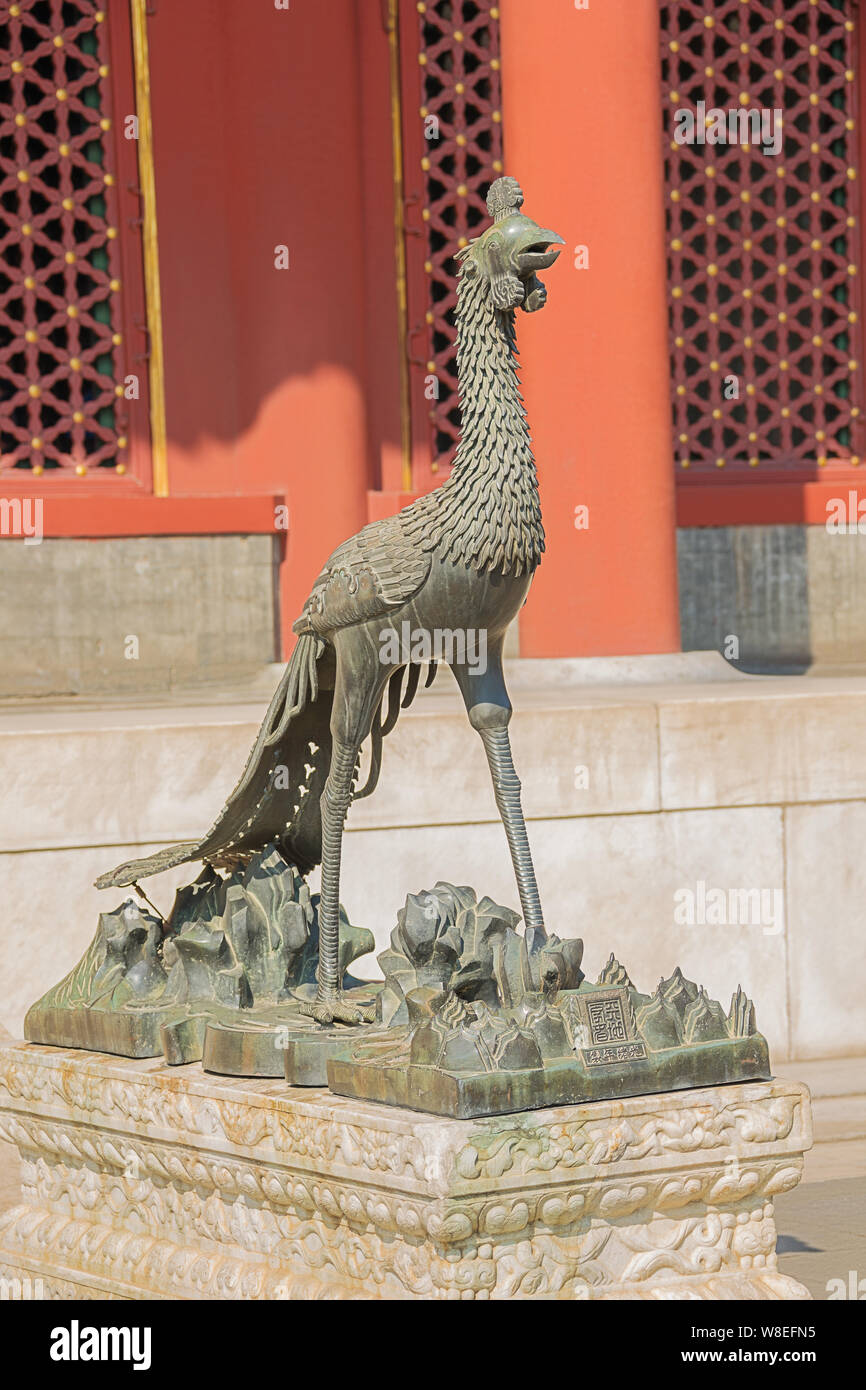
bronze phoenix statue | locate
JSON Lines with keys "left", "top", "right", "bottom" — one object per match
{"left": 96, "top": 176, "right": 564, "bottom": 1027}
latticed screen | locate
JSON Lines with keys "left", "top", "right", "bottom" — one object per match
{"left": 660, "top": 0, "right": 864, "bottom": 479}
{"left": 405, "top": 0, "right": 504, "bottom": 472}
{"left": 0, "top": 0, "right": 133, "bottom": 477}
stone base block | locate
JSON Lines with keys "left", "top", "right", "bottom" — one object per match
{"left": 0, "top": 1042, "right": 812, "bottom": 1300}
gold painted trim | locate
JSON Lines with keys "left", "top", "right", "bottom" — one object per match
{"left": 130, "top": 0, "right": 168, "bottom": 496}
{"left": 387, "top": 0, "right": 413, "bottom": 493}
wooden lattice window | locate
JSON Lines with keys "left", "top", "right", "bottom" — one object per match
{"left": 660, "top": 0, "right": 865, "bottom": 482}
{"left": 0, "top": 0, "right": 149, "bottom": 485}
{"left": 401, "top": 0, "right": 504, "bottom": 482}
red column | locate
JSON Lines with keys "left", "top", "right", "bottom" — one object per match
{"left": 499, "top": 0, "right": 680, "bottom": 656}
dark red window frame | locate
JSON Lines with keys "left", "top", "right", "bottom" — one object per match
{"left": 660, "top": 0, "right": 866, "bottom": 525}
{"left": 0, "top": 0, "right": 152, "bottom": 497}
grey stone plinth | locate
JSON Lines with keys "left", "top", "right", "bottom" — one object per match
{"left": 0, "top": 1042, "right": 811, "bottom": 1300}
{"left": 0, "top": 534, "right": 278, "bottom": 699}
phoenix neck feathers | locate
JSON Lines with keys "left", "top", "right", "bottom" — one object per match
{"left": 402, "top": 265, "right": 545, "bottom": 577}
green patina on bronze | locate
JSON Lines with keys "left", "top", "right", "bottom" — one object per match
{"left": 90, "top": 176, "right": 562, "bottom": 1033}
{"left": 324, "top": 883, "right": 769, "bottom": 1119}
{"left": 26, "top": 176, "right": 772, "bottom": 1116}
{"left": 25, "top": 845, "right": 376, "bottom": 1073}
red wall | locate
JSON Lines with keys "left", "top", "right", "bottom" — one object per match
{"left": 147, "top": 0, "right": 399, "bottom": 650}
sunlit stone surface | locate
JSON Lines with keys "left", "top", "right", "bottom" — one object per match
{"left": 0, "top": 1043, "right": 811, "bottom": 1300}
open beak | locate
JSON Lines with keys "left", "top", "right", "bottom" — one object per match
{"left": 519, "top": 231, "right": 565, "bottom": 273}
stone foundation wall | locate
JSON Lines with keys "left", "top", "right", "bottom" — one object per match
{"left": 2, "top": 658, "right": 864, "bottom": 1066}
{"left": 678, "top": 524, "right": 866, "bottom": 670}
{"left": 0, "top": 534, "right": 278, "bottom": 697}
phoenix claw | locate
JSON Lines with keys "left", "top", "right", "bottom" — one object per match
{"left": 298, "top": 993, "right": 377, "bottom": 1026}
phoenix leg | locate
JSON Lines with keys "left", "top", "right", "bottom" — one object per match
{"left": 451, "top": 641, "right": 546, "bottom": 949}
{"left": 299, "top": 653, "right": 389, "bottom": 1026}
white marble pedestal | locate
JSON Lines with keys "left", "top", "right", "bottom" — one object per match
{"left": 0, "top": 1042, "right": 812, "bottom": 1300}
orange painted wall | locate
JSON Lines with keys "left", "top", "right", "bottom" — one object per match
{"left": 147, "top": 0, "right": 399, "bottom": 652}
{"left": 499, "top": 0, "right": 681, "bottom": 657}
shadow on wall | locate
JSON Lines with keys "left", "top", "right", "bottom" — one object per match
{"left": 148, "top": 0, "right": 401, "bottom": 489}
{"left": 678, "top": 526, "right": 813, "bottom": 674}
